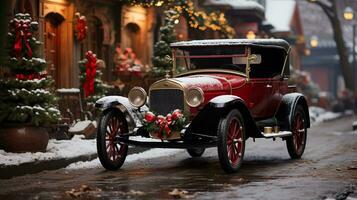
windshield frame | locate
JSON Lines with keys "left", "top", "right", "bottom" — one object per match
{"left": 172, "top": 46, "right": 252, "bottom": 79}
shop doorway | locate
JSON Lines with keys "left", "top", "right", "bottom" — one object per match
{"left": 44, "top": 12, "right": 64, "bottom": 88}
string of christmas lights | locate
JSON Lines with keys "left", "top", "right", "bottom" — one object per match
{"left": 123, "top": 0, "right": 235, "bottom": 38}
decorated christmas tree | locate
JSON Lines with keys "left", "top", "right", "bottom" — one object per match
{"left": 152, "top": 10, "right": 178, "bottom": 75}
{"left": 0, "top": 13, "right": 60, "bottom": 126}
{"left": 78, "top": 51, "right": 108, "bottom": 104}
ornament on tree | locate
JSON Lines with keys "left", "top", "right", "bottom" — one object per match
{"left": 74, "top": 12, "right": 87, "bottom": 42}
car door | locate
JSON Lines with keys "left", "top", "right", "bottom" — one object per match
{"left": 249, "top": 77, "right": 275, "bottom": 118}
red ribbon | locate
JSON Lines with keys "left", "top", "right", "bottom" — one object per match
{"left": 16, "top": 73, "right": 47, "bottom": 80}
{"left": 13, "top": 19, "right": 33, "bottom": 59}
{"left": 83, "top": 51, "right": 97, "bottom": 97}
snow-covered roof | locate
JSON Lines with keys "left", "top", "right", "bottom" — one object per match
{"left": 171, "top": 39, "right": 290, "bottom": 52}
{"left": 265, "top": 0, "right": 296, "bottom": 32}
{"left": 205, "top": 0, "right": 265, "bottom": 14}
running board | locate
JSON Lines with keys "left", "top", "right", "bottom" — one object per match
{"left": 262, "top": 131, "right": 292, "bottom": 138}
{"left": 115, "top": 137, "right": 218, "bottom": 149}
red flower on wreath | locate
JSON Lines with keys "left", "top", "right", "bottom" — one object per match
{"left": 83, "top": 51, "right": 97, "bottom": 97}
{"left": 144, "top": 112, "right": 156, "bottom": 123}
{"left": 75, "top": 12, "right": 87, "bottom": 42}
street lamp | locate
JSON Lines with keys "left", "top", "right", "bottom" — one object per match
{"left": 310, "top": 36, "right": 319, "bottom": 48}
{"left": 344, "top": 6, "right": 356, "bottom": 90}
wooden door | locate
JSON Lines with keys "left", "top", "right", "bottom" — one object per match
{"left": 44, "top": 14, "right": 62, "bottom": 88}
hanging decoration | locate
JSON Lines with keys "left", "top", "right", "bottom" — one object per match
{"left": 83, "top": 51, "right": 97, "bottom": 97}
{"left": 74, "top": 12, "right": 88, "bottom": 42}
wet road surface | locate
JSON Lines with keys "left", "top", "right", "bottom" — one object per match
{"left": 0, "top": 116, "right": 356, "bottom": 199}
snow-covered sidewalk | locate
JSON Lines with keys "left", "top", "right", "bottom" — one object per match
{"left": 0, "top": 135, "right": 96, "bottom": 166}
{"left": 309, "top": 106, "right": 350, "bottom": 126}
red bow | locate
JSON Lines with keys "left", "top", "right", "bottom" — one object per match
{"left": 12, "top": 19, "right": 33, "bottom": 59}
{"left": 83, "top": 51, "right": 97, "bottom": 97}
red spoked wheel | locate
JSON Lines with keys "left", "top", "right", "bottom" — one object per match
{"left": 97, "top": 108, "right": 128, "bottom": 170}
{"left": 227, "top": 118, "right": 244, "bottom": 166}
{"left": 286, "top": 105, "right": 307, "bottom": 159}
{"left": 218, "top": 109, "right": 245, "bottom": 173}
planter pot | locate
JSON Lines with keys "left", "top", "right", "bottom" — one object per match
{"left": 0, "top": 126, "right": 49, "bottom": 153}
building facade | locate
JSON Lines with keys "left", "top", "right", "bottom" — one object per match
{"left": 7, "top": 0, "right": 162, "bottom": 89}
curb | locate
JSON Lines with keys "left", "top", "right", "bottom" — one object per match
{"left": 0, "top": 153, "right": 98, "bottom": 179}
{"left": 0, "top": 147, "right": 149, "bottom": 179}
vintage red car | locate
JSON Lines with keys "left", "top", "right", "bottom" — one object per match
{"left": 95, "top": 39, "right": 310, "bottom": 173}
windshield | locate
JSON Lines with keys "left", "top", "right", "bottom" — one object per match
{"left": 173, "top": 47, "right": 248, "bottom": 74}
{"left": 173, "top": 46, "right": 287, "bottom": 78}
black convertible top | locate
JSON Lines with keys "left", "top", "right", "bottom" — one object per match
{"left": 171, "top": 39, "right": 290, "bottom": 53}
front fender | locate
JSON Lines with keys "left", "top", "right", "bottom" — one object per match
{"left": 276, "top": 93, "right": 310, "bottom": 131}
{"left": 96, "top": 96, "right": 148, "bottom": 132}
{"left": 188, "top": 95, "right": 261, "bottom": 138}
{"left": 209, "top": 95, "right": 244, "bottom": 108}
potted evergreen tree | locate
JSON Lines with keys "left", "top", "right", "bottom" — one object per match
{"left": 0, "top": 13, "right": 59, "bottom": 152}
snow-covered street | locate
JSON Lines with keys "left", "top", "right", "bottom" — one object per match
{"left": 0, "top": 114, "right": 356, "bottom": 200}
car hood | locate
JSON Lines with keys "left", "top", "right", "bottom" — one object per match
{"left": 173, "top": 74, "right": 246, "bottom": 92}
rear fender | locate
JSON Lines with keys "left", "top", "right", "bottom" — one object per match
{"left": 276, "top": 93, "right": 310, "bottom": 131}
{"left": 96, "top": 96, "right": 148, "bottom": 132}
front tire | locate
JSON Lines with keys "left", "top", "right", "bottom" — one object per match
{"left": 187, "top": 148, "right": 205, "bottom": 157}
{"left": 217, "top": 109, "right": 246, "bottom": 173}
{"left": 286, "top": 105, "right": 307, "bottom": 159}
{"left": 97, "top": 108, "right": 128, "bottom": 170}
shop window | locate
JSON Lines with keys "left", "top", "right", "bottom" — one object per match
{"left": 14, "top": 0, "right": 33, "bottom": 17}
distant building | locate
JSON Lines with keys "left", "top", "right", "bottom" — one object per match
{"left": 297, "top": 0, "right": 357, "bottom": 97}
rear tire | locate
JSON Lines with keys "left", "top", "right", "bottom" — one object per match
{"left": 286, "top": 105, "right": 307, "bottom": 159}
{"left": 217, "top": 109, "right": 245, "bottom": 173}
{"left": 97, "top": 108, "right": 128, "bottom": 170}
{"left": 187, "top": 148, "right": 205, "bottom": 157}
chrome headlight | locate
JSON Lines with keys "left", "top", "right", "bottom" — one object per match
{"left": 128, "top": 87, "right": 147, "bottom": 107}
{"left": 186, "top": 87, "right": 204, "bottom": 107}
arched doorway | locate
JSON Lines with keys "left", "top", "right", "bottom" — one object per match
{"left": 123, "top": 23, "right": 141, "bottom": 58}
{"left": 44, "top": 12, "right": 64, "bottom": 88}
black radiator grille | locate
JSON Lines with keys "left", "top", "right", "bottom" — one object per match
{"left": 149, "top": 89, "right": 184, "bottom": 115}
